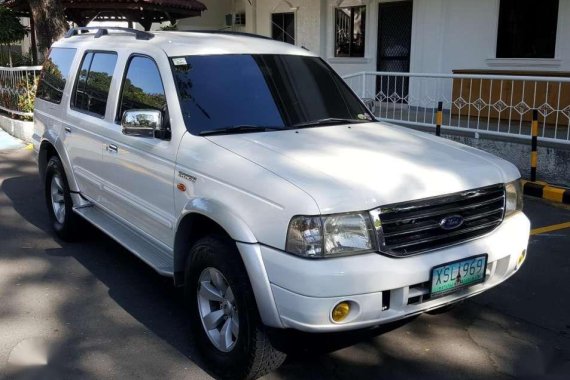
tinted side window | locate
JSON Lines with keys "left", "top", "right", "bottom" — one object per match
{"left": 73, "top": 52, "right": 93, "bottom": 112}
{"left": 118, "top": 56, "right": 167, "bottom": 120}
{"left": 72, "top": 52, "right": 118, "bottom": 117}
{"left": 36, "top": 47, "right": 77, "bottom": 104}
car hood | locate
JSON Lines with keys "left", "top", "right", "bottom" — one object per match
{"left": 206, "top": 123, "right": 520, "bottom": 214}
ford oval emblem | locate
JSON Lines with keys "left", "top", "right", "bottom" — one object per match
{"left": 440, "top": 215, "right": 464, "bottom": 230}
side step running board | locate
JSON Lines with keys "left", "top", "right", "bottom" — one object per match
{"left": 74, "top": 206, "right": 174, "bottom": 276}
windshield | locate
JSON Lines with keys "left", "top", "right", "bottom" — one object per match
{"left": 170, "top": 54, "right": 372, "bottom": 135}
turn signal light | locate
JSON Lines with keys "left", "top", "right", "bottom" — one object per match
{"left": 332, "top": 302, "right": 351, "bottom": 322}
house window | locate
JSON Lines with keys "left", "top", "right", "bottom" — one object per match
{"left": 496, "top": 0, "right": 559, "bottom": 58}
{"left": 272, "top": 12, "right": 295, "bottom": 44}
{"left": 335, "top": 6, "right": 366, "bottom": 57}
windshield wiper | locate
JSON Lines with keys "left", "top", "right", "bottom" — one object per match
{"left": 199, "top": 125, "right": 284, "bottom": 136}
{"left": 289, "top": 118, "right": 368, "bottom": 129}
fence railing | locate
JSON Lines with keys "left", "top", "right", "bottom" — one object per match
{"left": 0, "top": 66, "right": 43, "bottom": 118}
{"left": 342, "top": 71, "right": 570, "bottom": 144}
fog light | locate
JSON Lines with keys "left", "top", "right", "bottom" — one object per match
{"left": 332, "top": 302, "right": 351, "bottom": 322}
{"left": 517, "top": 249, "right": 527, "bottom": 268}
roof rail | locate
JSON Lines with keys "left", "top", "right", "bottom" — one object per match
{"left": 64, "top": 27, "right": 154, "bottom": 41}
{"left": 179, "top": 30, "right": 274, "bottom": 41}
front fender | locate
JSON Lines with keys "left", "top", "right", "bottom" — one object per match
{"left": 173, "top": 199, "right": 284, "bottom": 327}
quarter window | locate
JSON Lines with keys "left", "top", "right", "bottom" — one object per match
{"left": 117, "top": 56, "right": 167, "bottom": 121}
{"left": 335, "top": 6, "right": 366, "bottom": 57}
{"left": 72, "top": 52, "right": 118, "bottom": 117}
{"left": 271, "top": 13, "right": 295, "bottom": 45}
{"left": 36, "top": 47, "right": 77, "bottom": 104}
{"left": 496, "top": 0, "right": 559, "bottom": 58}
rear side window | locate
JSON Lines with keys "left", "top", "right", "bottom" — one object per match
{"left": 117, "top": 56, "right": 167, "bottom": 121}
{"left": 36, "top": 47, "right": 77, "bottom": 104}
{"left": 72, "top": 51, "right": 118, "bottom": 117}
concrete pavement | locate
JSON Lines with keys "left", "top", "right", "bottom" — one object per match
{"left": 0, "top": 148, "right": 569, "bottom": 379}
{"left": 0, "top": 130, "right": 25, "bottom": 151}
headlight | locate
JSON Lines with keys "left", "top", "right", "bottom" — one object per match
{"left": 505, "top": 179, "right": 523, "bottom": 217}
{"left": 286, "top": 212, "right": 375, "bottom": 258}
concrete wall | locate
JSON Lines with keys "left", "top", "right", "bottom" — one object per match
{"left": 458, "top": 136, "right": 570, "bottom": 188}
{"left": 405, "top": 125, "right": 570, "bottom": 188}
{"left": 0, "top": 114, "right": 34, "bottom": 143}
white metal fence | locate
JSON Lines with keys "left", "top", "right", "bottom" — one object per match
{"left": 343, "top": 71, "right": 570, "bottom": 144}
{"left": 0, "top": 66, "right": 42, "bottom": 118}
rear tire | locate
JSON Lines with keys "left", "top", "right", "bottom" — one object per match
{"left": 44, "top": 156, "right": 79, "bottom": 241}
{"left": 185, "top": 236, "right": 286, "bottom": 379}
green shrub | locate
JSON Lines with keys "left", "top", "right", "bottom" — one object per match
{"left": 17, "top": 76, "right": 38, "bottom": 121}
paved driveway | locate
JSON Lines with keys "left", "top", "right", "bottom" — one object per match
{"left": 1, "top": 148, "right": 569, "bottom": 379}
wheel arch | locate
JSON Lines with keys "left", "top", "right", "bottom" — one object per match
{"left": 173, "top": 199, "right": 257, "bottom": 286}
{"left": 38, "top": 140, "right": 58, "bottom": 183}
{"left": 173, "top": 204, "right": 283, "bottom": 327}
{"left": 38, "top": 138, "right": 79, "bottom": 192}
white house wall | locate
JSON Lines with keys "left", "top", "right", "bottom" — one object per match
{"left": 408, "top": 0, "right": 570, "bottom": 108}
{"left": 411, "top": 0, "right": 570, "bottom": 73}
{"left": 175, "top": 0, "right": 570, "bottom": 102}
{"left": 254, "top": 0, "right": 325, "bottom": 55}
{"left": 177, "top": 0, "right": 235, "bottom": 30}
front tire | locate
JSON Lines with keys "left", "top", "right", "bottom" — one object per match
{"left": 185, "top": 236, "right": 286, "bottom": 379}
{"left": 44, "top": 156, "right": 79, "bottom": 240}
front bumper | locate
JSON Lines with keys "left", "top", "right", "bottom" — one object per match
{"left": 249, "top": 212, "right": 530, "bottom": 332}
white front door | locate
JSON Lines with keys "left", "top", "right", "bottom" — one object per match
{"left": 100, "top": 55, "right": 177, "bottom": 247}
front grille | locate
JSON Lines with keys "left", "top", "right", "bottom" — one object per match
{"left": 375, "top": 184, "right": 505, "bottom": 257}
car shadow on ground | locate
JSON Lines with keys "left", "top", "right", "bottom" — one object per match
{"left": 1, "top": 173, "right": 424, "bottom": 379}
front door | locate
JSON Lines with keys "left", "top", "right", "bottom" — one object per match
{"left": 376, "top": 1, "right": 413, "bottom": 102}
{"left": 101, "top": 55, "right": 176, "bottom": 247}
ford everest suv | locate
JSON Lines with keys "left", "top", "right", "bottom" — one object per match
{"left": 33, "top": 27, "right": 530, "bottom": 379}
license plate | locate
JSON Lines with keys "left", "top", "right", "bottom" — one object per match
{"left": 430, "top": 254, "right": 488, "bottom": 297}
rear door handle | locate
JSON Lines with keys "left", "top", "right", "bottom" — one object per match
{"left": 64, "top": 127, "right": 71, "bottom": 134}
{"left": 106, "top": 144, "right": 118, "bottom": 153}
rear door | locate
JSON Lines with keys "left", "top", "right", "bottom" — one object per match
{"left": 63, "top": 51, "right": 118, "bottom": 202}
{"left": 100, "top": 54, "right": 177, "bottom": 247}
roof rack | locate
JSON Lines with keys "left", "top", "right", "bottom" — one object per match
{"left": 179, "top": 30, "right": 274, "bottom": 41}
{"left": 64, "top": 27, "right": 154, "bottom": 41}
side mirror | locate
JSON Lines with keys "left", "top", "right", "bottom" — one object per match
{"left": 121, "top": 109, "right": 170, "bottom": 140}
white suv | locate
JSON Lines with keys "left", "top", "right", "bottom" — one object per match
{"left": 33, "top": 27, "right": 530, "bottom": 379}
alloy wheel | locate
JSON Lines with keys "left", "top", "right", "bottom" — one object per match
{"left": 50, "top": 174, "right": 66, "bottom": 224}
{"left": 197, "top": 267, "right": 239, "bottom": 352}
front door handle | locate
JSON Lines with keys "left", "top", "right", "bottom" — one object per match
{"left": 64, "top": 127, "right": 71, "bottom": 134}
{"left": 106, "top": 144, "right": 118, "bottom": 153}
